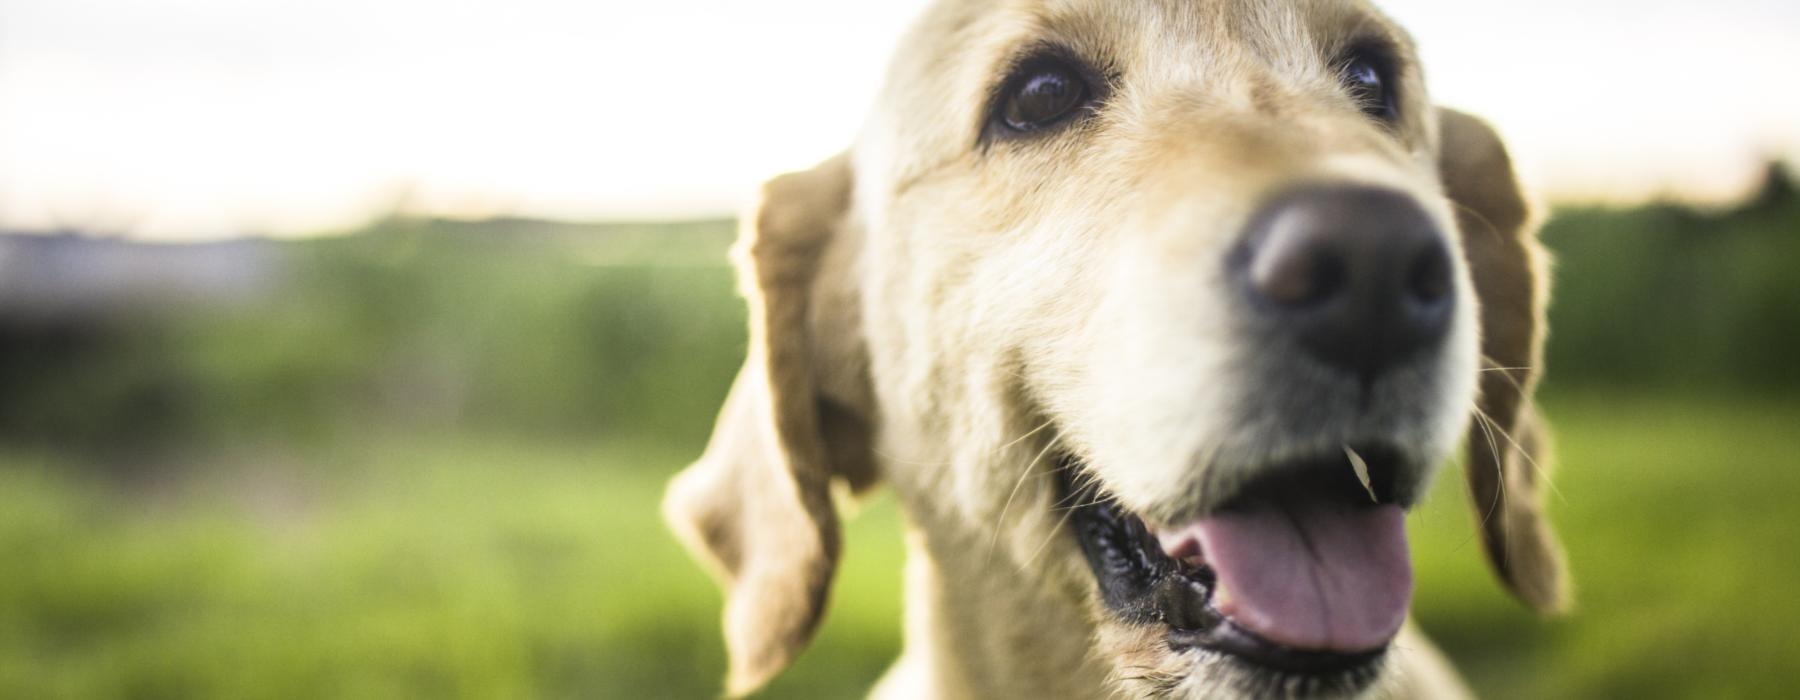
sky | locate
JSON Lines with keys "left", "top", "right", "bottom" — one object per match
{"left": 1, "top": 0, "right": 1797, "bottom": 239}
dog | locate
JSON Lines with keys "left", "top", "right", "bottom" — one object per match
{"left": 664, "top": 1, "right": 1569, "bottom": 697}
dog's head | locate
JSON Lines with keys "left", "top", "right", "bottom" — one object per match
{"left": 665, "top": 1, "right": 1568, "bottom": 696}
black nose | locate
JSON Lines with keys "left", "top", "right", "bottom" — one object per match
{"left": 1232, "top": 185, "right": 1455, "bottom": 380}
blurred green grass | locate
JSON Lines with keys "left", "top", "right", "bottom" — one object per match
{"left": 2, "top": 393, "right": 1797, "bottom": 699}
{"left": 0, "top": 437, "right": 902, "bottom": 699}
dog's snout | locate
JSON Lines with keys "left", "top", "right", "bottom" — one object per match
{"left": 1233, "top": 186, "right": 1454, "bottom": 379}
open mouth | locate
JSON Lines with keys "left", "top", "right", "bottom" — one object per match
{"left": 1062, "top": 444, "right": 1416, "bottom": 693}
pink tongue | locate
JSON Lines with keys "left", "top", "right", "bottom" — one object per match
{"left": 1191, "top": 502, "right": 1411, "bottom": 652}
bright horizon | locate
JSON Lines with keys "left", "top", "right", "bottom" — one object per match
{"left": 2, "top": 0, "right": 1797, "bottom": 240}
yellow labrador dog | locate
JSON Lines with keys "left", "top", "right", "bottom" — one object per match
{"left": 666, "top": 0, "right": 1569, "bottom": 697}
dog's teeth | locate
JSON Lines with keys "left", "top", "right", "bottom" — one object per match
{"left": 1345, "top": 445, "right": 1379, "bottom": 502}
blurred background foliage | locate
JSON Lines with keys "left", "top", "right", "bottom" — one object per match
{"left": 1, "top": 164, "right": 1798, "bottom": 698}
{"left": 1545, "top": 163, "right": 1800, "bottom": 394}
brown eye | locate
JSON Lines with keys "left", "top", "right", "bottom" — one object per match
{"left": 1001, "top": 63, "right": 1091, "bottom": 133}
{"left": 1339, "top": 52, "right": 1397, "bottom": 122}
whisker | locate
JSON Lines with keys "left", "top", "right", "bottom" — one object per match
{"left": 1048, "top": 465, "right": 1102, "bottom": 510}
{"left": 1052, "top": 494, "right": 1116, "bottom": 513}
{"left": 1000, "top": 420, "right": 1057, "bottom": 453}
{"left": 1478, "top": 354, "right": 1532, "bottom": 395}
{"left": 1452, "top": 200, "right": 1505, "bottom": 243}
{"left": 1049, "top": 471, "right": 1114, "bottom": 512}
{"left": 1472, "top": 404, "right": 1568, "bottom": 505}
{"left": 988, "top": 432, "right": 1063, "bottom": 564}
{"left": 1018, "top": 503, "right": 1077, "bottom": 574}
{"left": 1454, "top": 405, "right": 1507, "bottom": 554}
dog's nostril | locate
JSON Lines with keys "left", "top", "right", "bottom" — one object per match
{"left": 1249, "top": 240, "right": 1344, "bottom": 307}
{"left": 1406, "top": 245, "right": 1452, "bottom": 306}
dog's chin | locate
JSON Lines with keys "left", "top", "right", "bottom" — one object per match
{"left": 1061, "top": 444, "right": 1422, "bottom": 699}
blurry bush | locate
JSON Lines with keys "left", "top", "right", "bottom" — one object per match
{"left": 1542, "top": 162, "right": 1800, "bottom": 394}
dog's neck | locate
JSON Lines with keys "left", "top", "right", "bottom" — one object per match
{"left": 872, "top": 506, "right": 1114, "bottom": 699}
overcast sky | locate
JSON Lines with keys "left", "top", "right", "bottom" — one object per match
{"left": 2, "top": 0, "right": 1797, "bottom": 239}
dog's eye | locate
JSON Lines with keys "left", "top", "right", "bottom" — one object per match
{"left": 1339, "top": 52, "right": 1397, "bottom": 122}
{"left": 1000, "top": 62, "right": 1091, "bottom": 133}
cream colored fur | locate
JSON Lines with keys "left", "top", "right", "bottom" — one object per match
{"left": 664, "top": 1, "right": 1566, "bottom": 698}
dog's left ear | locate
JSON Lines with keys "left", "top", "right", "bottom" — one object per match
{"left": 663, "top": 153, "right": 877, "bottom": 696}
{"left": 1436, "top": 108, "right": 1571, "bottom": 614}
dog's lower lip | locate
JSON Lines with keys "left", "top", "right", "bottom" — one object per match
{"left": 1169, "top": 620, "right": 1389, "bottom": 676}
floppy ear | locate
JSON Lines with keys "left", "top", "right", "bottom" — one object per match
{"left": 662, "top": 153, "right": 876, "bottom": 696}
{"left": 1437, "top": 108, "right": 1571, "bottom": 614}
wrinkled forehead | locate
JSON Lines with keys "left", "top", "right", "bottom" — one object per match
{"left": 863, "top": 0, "right": 1422, "bottom": 179}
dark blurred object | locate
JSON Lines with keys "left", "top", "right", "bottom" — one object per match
{"left": 0, "top": 234, "right": 280, "bottom": 458}
{"left": 1745, "top": 160, "right": 1797, "bottom": 215}
{"left": 0, "top": 219, "right": 742, "bottom": 465}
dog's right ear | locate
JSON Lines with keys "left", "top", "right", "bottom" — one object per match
{"left": 662, "top": 154, "right": 876, "bottom": 697}
{"left": 1436, "top": 108, "right": 1571, "bottom": 615}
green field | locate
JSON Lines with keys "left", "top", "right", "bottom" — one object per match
{"left": 3, "top": 392, "right": 1796, "bottom": 699}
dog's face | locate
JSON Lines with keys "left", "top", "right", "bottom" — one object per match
{"left": 667, "top": 1, "right": 1569, "bottom": 697}
{"left": 857, "top": 0, "right": 1472, "bottom": 693}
